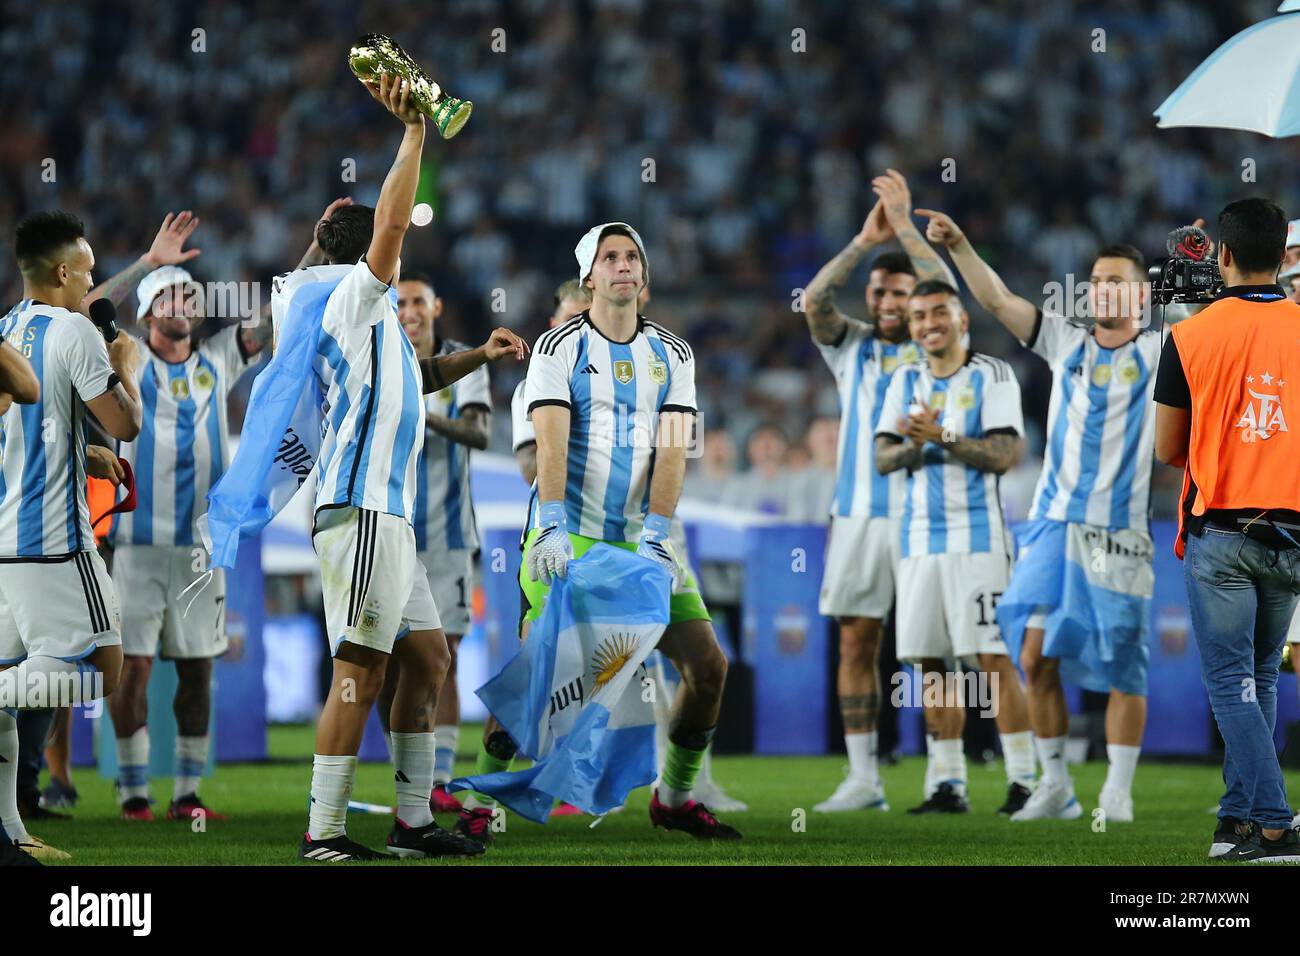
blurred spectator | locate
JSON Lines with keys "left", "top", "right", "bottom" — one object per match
{"left": 728, "top": 424, "right": 795, "bottom": 515}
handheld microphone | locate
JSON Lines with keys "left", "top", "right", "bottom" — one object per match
{"left": 88, "top": 298, "right": 119, "bottom": 343}
{"left": 1166, "top": 224, "right": 1213, "bottom": 262}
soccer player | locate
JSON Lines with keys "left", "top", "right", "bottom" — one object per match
{"left": 458, "top": 221, "right": 740, "bottom": 843}
{"left": 379, "top": 272, "right": 492, "bottom": 813}
{"left": 0, "top": 210, "right": 145, "bottom": 865}
{"left": 508, "top": 279, "right": 746, "bottom": 817}
{"left": 84, "top": 211, "right": 272, "bottom": 822}
{"left": 802, "top": 171, "right": 954, "bottom": 813}
{"left": 923, "top": 209, "right": 1160, "bottom": 822}
{"left": 874, "top": 280, "right": 1036, "bottom": 814}
{"left": 296, "top": 73, "right": 525, "bottom": 861}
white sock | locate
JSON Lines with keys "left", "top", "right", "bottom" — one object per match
{"left": 116, "top": 727, "right": 151, "bottom": 802}
{"left": 308, "top": 754, "right": 357, "bottom": 840}
{"left": 391, "top": 731, "right": 435, "bottom": 828}
{"left": 0, "top": 710, "right": 27, "bottom": 843}
{"left": 433, "top": 724, "right": 458, "bottom": 786}
{"left": 1000, "top": 731, "right": 1036, "bottom": 787}
{"left": 845, "top": 731, "right": 879, "bottom": 785}
{"left": 932, "top": 738, "right": 966, "bottom": 796}
{"left": 658, "top": 784, "right": 691, "bottom": 808}
{"left": 0, "top": 657, "right": 99, "bottom": 708}
{"left": 1035, "top": 736, "right": 1069, "bottom": 787}
{"left": 174, "top": 735, "right": 208, "bottom": 800}
{"left": 1103, "top": 744, "right": 1140, "bottom": 798}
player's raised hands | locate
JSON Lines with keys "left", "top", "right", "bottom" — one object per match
{"left": 482, "top": 327, "right": 529, "bottom": 363}
{"left": 853, "top": 198, "right": 893, "bottom": 250}
{"left": 365, "top": 73, "right": 424, "bottom": 128}
{"left": 916, "top": 208, "right": 965, "bottom": 249}
{"left": 872, "top": 169, "right": 917, "bottom": 233}
{"left": 144, "top": 211, "right": 201, "bottom": 267}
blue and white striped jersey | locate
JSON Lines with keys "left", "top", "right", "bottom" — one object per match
{"left": 111, "top": 326, "right": 253, "bottom": 546}
{"left": 413, "top": 338, "right": 491, "bottom": 553}
{"left": 815, "top": 320, "right": 921, "bottom": 519}
{"left": 0, "top": 300, "right": 114, "bottom": 559}
{"left": 1024, "top": 312, "right": 1160, "bottom": 531}
{"left": 876, "top": 353, "right": 1024, "bottom": 557}
{"left": 293, "top": 262, "right": 424, "bottom": 525}
{"left": 523, "top": 313, "right": 696, "bottom": 543}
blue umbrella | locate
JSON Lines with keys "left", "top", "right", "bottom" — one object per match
{"left": 1154, "top": 5, "right": 1300, "bottom": 138}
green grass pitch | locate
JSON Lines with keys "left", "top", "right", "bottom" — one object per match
{"left": 30, "top": 724, "right": 1296, "bottom": 865}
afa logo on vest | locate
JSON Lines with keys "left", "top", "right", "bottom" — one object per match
{"left": 1237, "top": 370, "right": 1288, "bottom": 442}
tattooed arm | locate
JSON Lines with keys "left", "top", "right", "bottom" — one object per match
{"left": 83, "top": 212, "right": 201, "bottom": 315}
{"left": 940, "top": 432, "right": 1023, "bottom": 475}
{"left": 803, "top": 200, "right": 894, "bottom": 346}
{"left": 872, "top": 169, "right": 957, "bottom": 287}
{"left": 875, "top": 435, "right": 923, "bottom": 474}
{"left": 426, "top": 406, "right": 490, "bottom": 451}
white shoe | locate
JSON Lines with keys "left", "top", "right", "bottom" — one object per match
{"left": 1010, "top": 780, "right": 1082, "bottom": 821}
{"left": 1099, "top": 788, "right": 1134, "bottom": 823}
{"left": 1292, "top": 809, "right": 1299, "bottom": 830}
{"left": 693, "top": 779, "right": 748, "bottom": 813}
{"left": 814, "top": 774, "right": 889, "bottom": 813}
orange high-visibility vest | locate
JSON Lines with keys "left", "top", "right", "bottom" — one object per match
{"left": 1170, "top": 291, "right": 1300, "bottom": 557}
{"left": 87, "top": 477, "right": 116, "bottom": 545}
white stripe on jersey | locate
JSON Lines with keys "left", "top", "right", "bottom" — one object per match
{"left": 301, "top": 262, "right": 424, "bottom": 526}
{"left": 413, "top": 338, "right": 491, "bottom": 553}
{"left": 815, "top": 321, "right": 920, "bottom": 519}
{"left": 112, "top": 327, "right": 251, "bottom": 547}
{"left": 877, "top": 354, "right": 1024, "bottom": 558}
{"left": 0, "top": 301, "right": 113, "bottom": 559}
{"left": 1026, "top": 314, "right": 1161, "bottom": 531}
{"left": 522, "top": 314, "right": 696, "bottom": 543}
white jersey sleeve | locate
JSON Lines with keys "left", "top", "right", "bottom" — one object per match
{"left": 981, "top": 366, "right": 1025, "bottom": 436}
{"left": 511, "top": 380, "right": 534, "bottom": 451}
{"left": 64, "top": 314, "right": 115, "bottom": 402}
{"left": 874, "top": 366, "right": 913, "bottom": 440}
{"left": 1024, "top": 309, "right": 1087, "bottom": 364}
{"left": 454, "top": 361, "right": 492, "bottom": 412}
{"left": 202, "top": 324, "right": 254, "bottom": 384}
{"left": 524, "top": 320, "right": 580, "bottom": 413}
{"left": 814, "top": 318, "right": 871, "bottom": 378}
{"left": 330, "top": 259, "right": 394, "bottom": 327}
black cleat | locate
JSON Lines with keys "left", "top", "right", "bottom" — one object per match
{"left": 453, "top": 807, "right": 497, "bottom": 848}
{"left": 649, "top": 790, "right": 742, "bottom": 840}
{"left": 387, "top": 818, "right": 485, "bottom": 858}
{"left": 1209, "top": 816, "right": 1256, "bottom": 860}
{"left": 298, "top": 832, "right": 386, "bottom": 862}
{"left": 1249, "top": 827, "right": 1300, "bottom": 864}
{"left": 996, "top": 782, "right": 1032, "bottom": 817}
{"left": 907, "top": 782, "right": 970, "bottom": 815}
{"left": 0, "top": 839, "right": 43, "bottom": 867}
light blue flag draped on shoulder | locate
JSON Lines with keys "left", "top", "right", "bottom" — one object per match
{"left": 204, "top": 265, "right": 395, "bottom": 570}
{"left": 450, "top": 545, "right": 671, "bottom": 823}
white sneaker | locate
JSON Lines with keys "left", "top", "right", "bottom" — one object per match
{"left": 814, "top": 774, "right": 889, "bottom": 813}
{"left": 1010, "top": 780, "right": 1082, "bottom": 821}
{"left": 1292, "top": 809, "right": 1299, "bottom": 830}
{"left": 1099, "top": 788, "right": 1134, "bottom": 823}
{"left": 693, "top": 779, "right": 748, "bottom": 813}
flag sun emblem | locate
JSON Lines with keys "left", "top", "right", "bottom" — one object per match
{"left": 590, "top": 633, "right": 638, "bottom": 691}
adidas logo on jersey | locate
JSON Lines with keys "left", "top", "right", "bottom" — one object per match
{"left": 579, "top": 364, "right": 599, "bottom": 374}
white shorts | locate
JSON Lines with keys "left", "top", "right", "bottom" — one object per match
{"left": 417, "top": 549, "right": 474, "bottom": 637}
{"left": 0, "top": 551, "right": 122, "bottom": 664}
{"left": 819, "top": 516, "right": 899, "bottom": 618}
{"left": 895, "top": 550, "right": 1011, "bottom": 665}
{"left": 314, "top": 507, "right": 440, "bottom": 656}
{"left": 116, "top": 545, "right": 229, "bottom": 660}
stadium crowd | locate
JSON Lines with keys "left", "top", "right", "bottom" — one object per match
{"left": 2, "top": 0, "right": 1296, "bottom": 521}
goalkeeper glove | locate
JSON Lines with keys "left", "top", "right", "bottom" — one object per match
{"left": 636, "top": 512, "right": 682, "bottom": 592}
{"left": 526, "top": 501, "right": 573, "bottom": 584}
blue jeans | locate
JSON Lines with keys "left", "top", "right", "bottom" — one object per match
{"left": 1184, "top": 528, "right": 1299, "bottom": 830}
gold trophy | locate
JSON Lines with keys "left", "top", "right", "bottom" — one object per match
{"left": 348, "top": 34, "right": 473, "bottom": 139}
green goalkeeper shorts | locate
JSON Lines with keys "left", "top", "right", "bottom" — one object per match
{"left": 518, "top": 529, "right": 711, "bottom": 627}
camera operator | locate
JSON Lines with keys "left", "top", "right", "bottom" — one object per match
{"left": 1154, "top": 197, "right": 1300, "bottom": 863}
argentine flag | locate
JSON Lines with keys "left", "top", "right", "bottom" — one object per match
{"left": 451, "top": 545, "right": 670, "bottom": 822}
{"left": 204, "top": 266, "right": 397, "bottom": 570}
